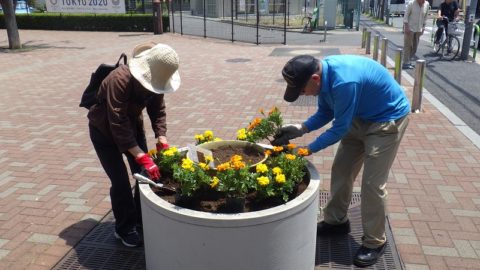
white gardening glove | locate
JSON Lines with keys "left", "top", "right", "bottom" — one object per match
{"left": 272, "top": 124, "right": 308, "bottom": 146}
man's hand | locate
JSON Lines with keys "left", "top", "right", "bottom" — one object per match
{"left": 272, "top": 124, "right": 308, "bottom": 146}
{"left": 135, "top": 154, "right": 161, "bottom": 181}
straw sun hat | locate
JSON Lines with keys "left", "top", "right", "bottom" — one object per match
{"left": 129, "top": 43, "right": 180, "bottom": 94}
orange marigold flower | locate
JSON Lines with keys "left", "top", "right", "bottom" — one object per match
{"left": 232, "top": 161, "right": 246, "bottom": 170}
{"left": 287, "top": 143, "right": 297, "bottom": 150}
{"left": 268, "top": 106, "right": 278, "bottom": 115}
{"left": 297, "top": 148, "right": 310, "bottom": 156}
{"left": 216, "top": 162, "right": 231, "bottom": 171}
{"left": 230, "top": 155, "right": 243, "bottom": 163}
{"left": 264, "top": 150, "right": 272, "bottom": 156}
{"left": 248, "top": 118, "right": 262, "bottom": 130}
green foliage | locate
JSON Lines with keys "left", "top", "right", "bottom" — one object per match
{"left": 255, "top": 149, "right": 307, "bottom": 202}
{"left": 216, "top": 164, "right": 254, "bottom": 198}
{"left": 172, "top": 158, "right": 212, "bottom": 197}
{"left": 0, "top": 13, "right": 169, "bottom": 32}
{"left": 237, "top": 107, "right": 283, "bottom": 144}
{"left": 150, "top": 147, "right": 183, "bottom": 174}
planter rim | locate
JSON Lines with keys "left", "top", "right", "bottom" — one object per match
{"left": 140, "top": 160, "right": 320, "bottom": 227}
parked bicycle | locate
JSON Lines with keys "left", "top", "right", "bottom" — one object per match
{"left": 302, "top": 14, "right": 313, "bottom": 33}
{"left": 433, "top": 17, "right": 461, "bottom": 60}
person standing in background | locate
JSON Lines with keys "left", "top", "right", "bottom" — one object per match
{"left": 402, "top": 0, "right": 430, "bottom": 69}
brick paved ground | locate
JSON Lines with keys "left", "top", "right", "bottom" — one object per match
{"left": 0, "top": 29, "right": 479, "bottom": 270}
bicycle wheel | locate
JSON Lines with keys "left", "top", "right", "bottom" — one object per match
{"left": 442, "top": 36, "right": 460, "bottom": 61}
{"left": 301, "top": 17, "right": 312, "bottom": 33}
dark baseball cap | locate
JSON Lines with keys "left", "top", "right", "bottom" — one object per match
{"left": 282, "top": 55, "right": 318, "bottom": 102}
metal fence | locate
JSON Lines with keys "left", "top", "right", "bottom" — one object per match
{"left": 169, "top": 0, "right": 291, "bottom": 44}
{"left": 127, "top": 0, "right": 361, "bottom": 45}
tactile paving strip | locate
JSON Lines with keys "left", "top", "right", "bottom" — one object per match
{"left": 53, "top": 192, "right": 403, "bottom": 270}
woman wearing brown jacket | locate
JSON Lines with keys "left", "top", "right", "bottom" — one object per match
{"left": 88, "top": 43, "right": 180, "bottom": 247}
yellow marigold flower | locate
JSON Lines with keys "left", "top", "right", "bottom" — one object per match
{"left": 205, "top": 155, "right": 213, "bottom": 162}
{"left": 237, "top": 128, "right": 247, "bottom": 140}
{"left": 256, "top": 163, "right": 268, "bottom": 174}
{"left": 195, "top": 134, "right": 204, "bottom": 141}
{"left": 148, "top": 149, "right": 157, "bottom": 157}
{"left": 216, "top": 162, "right": 231, "bottom": 171}
{"left": 257, "top": 176, "right": 270, "bottom": 186}
{"left": 273, "top": 146, "right": 284, "bottom": 152}
{"left": 285, "top": 154, "right": 296, "bottom": 160}
{"left": 181, "top": 158, "right": 194, "bottom": 171}
{"left": 199, "top": 162, "right": 209, "bottom": 170}
{"left": 287, "top": 143, "right": 297, "bottom": 150}
{"left": 204, "top": 130, "right": 214, "bottom": 139}
{"left": 214, "top": 137, "right": 222, "bottom": 142}
{"left": 163, "top": 149, "right": 174, "bottom": 156}
{"left": 297, "top": 148, "right": 310, "bottom": 156}
{"left": 272, "top": 167, "right": 282, "bottom": 175}
{"left": 232, "top": 161, "right": 246, "bottom": 170}
{"left": 264, "top": 150, "right": 272, "bottom": 156}
{"left": 210, "top": 177, "right": 219, "bottom": 188}
{"left": 230, "top": 155, "right": 243, "bottom": 163}
{"left": 169, "top": 147, "right": 178, "bottom": 153}
{"left": 275, "top": 174, "right": 286, "bottom": 184}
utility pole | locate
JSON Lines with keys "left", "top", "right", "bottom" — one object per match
{"left": 460, "top": 0, "right": 479, "bottom": 60}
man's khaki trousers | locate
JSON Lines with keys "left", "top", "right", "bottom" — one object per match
{"left": 323, "top": 116, "right": 409, "bottom": 248}
{"left": 403, "top": 31, "right": 422, "bottom": 65}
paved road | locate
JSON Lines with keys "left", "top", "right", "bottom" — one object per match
{"left": 361, "top": 16, "right": 480, "bottom": 137}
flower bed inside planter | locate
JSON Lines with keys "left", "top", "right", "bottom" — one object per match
{"left": 150, "top": 141, "right": 310, "bottom": 213}
{"left": 146, "top": 108, "right": 310, "bottom": 214}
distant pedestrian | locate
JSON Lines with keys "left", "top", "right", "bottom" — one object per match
{"left": 88, "top": 42, "right": 180, "bottom": 248}
{"left": 402, "top": 0, "right": 430, "bottom": 69}
{"left": 273, "top": 54, "right": 410, "bottom": 268}
{"left": 434, "top": 0, "right": 460, "bottom": 44}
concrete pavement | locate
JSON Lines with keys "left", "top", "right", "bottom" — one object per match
{"left": 0, "top": 26, "right": 479, "bottom": 270}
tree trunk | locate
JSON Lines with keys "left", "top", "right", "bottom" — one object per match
{"left": 0, "top": 0, "right": 22, "bottom": 49}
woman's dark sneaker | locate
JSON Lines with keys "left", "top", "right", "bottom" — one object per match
{"left": 114, "top": 228, "right": 142, "bottom": 247}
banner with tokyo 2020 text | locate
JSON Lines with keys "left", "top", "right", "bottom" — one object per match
{"left": 46, "top": 0, "right": 125, "bottom": 14}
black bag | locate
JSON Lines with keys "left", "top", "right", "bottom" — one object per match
{"left": 79, "top": 53, "right": 127, "bottom": 109}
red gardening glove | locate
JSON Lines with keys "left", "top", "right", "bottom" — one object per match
{"left": 156, "top": 142, "right": 169, "bottom": 151}
{"left": 135, "top": 154, "right": 161, "bottom": 181}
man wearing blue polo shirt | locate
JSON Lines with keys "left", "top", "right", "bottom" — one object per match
{"left": 273, "top": 54, "right": 410, "bottom": 267}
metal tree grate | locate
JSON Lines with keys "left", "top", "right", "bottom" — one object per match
{"left": 315, "top": 192, "right": 404, "bottom": 270}
{"left": 53, "top": 192, "right": 403, "bottom": 270}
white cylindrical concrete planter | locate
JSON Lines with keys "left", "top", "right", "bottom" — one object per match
{"left": 140, "top": 161, "right": 320, "bottom": 270}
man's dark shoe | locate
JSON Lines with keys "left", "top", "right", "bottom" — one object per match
{"left": 402, "top": 64, "right": 414, "bottom": 70}
{"left": 353, "top": 243, "right": 386, "bottom": 267}
{"left": 317, "top": 220, "right": 351, "bottom": 236}
{"left": 114, "top": 228, "right": 142, "bottom": 247}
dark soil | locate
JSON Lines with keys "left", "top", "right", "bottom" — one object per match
{"left": 209, "top": 144, "right": 265, "bottom": 165}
